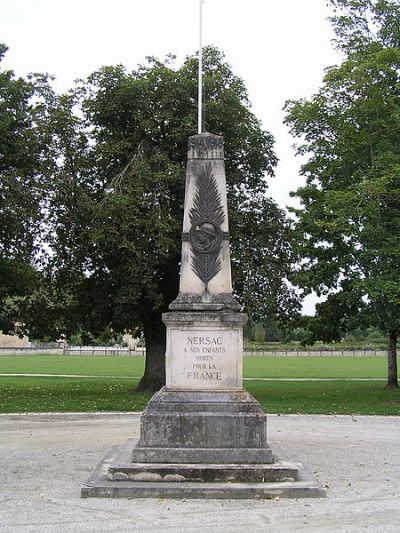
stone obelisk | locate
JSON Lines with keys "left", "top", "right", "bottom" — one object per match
{"left": 129, "top": 133, "right": 272, "bottom": 465}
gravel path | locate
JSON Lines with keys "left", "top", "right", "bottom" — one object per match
{"left": 0, "top": 412, "right": 399, "bottom": 532}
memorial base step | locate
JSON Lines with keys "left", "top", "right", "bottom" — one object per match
{"left": 81, "top": 439, "right": 326, "bottom": 499}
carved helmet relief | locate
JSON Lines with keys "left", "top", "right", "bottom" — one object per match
{"left": 189, "top": 163, "right": 225, "bottom": 290}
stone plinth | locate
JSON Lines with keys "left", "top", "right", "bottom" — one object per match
{"left": 81, "top": 438, "right": 327, "bottom": 499}
{"left": 131, "top": 387, "right": 272, "bottom": 464}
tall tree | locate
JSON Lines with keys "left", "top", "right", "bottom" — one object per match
{"left": 0, "top": 44, "right": 54, "bottom": 333}
{"left": 285, "top": 0, "right": 400, "bottom": 388}
{"left": 42, "top": 47, "right": 298, "bottom": 390}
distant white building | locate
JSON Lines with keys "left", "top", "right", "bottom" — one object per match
{"left": 0, "top": 331, "right": 31, "bottom": 348}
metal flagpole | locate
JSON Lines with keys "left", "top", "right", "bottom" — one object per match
{"left": 198, "top": 0, "right": 203, "bottom": 134}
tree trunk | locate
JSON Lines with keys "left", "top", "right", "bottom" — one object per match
{"left": 136, "top": 313, "right": 166, "bottom": 392}
{"left": 385, "top": 330, "right": 398, "bottom": 389}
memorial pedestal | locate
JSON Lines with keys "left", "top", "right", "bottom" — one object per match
{"left": 130, "top": 310, "right": 272, "bottom": 465}
{"left": 81, "top": 133, "right": 325, "bottom": 499}
{"left": 131, "top": 388, "right": 272, "bottom": 464}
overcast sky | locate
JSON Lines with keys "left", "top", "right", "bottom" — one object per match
{"left": 1, "top": 0, "right": 340, "bottom": 313}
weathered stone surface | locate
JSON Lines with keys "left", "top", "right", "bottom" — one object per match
{"left": 129, "top": 446, "right": 273, "bottom": 465}
{"left": 170, "top": 133, "right": 239, "bottom": 311}
{"left": 169, "top": 292, "right": 241, "bottom": 311}
{"left": 109, "top": 460, "right": 299, "bottom": 483}
{"left": 81, "top": 439, "right": 327, "bottom": 499}
{"left": 164, "top": 311, "right": 246, "bottom": 390}
{"left": 133, "top": 388, "right": 271, "bottom": 462}
{"left": 187, "top": 134, "right": 224, "bottom": 160}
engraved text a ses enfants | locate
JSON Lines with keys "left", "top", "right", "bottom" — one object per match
{"left": 184, "top": 336, "right": 226, "bottom": 354}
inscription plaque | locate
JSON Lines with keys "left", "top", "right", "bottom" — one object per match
{"left": 165, "top": 327, "right": 243, "bottom": 390}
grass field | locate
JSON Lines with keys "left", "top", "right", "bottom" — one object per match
{"left": 0, "top": 354, "right": 398, "bottom": 415}
{"left": 0, "top": 354, "right": 389, "bottom": 378}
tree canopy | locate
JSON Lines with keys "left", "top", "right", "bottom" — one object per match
{"left": 0, "top": 44, "right": 55, "bottom": 333}
{"left": 1, "top": 46, "right": 299, "bottom": 390}
{"left": 285, "top": 0, "right": 400, "bottom": 388}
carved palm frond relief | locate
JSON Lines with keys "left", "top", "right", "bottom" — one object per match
{"left": 191, "top": 249, "right": 222, "bottom": 286}
{"left": 190, "top": 164, "right": 225, "bottom": 227}
{"left": 189, "top": 163, "right": 225, "bottom": 288}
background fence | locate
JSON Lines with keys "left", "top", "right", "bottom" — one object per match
{"left": 0, "top": 346, "right": 387, "bottom": 356}
{"left": 244, "top": 349, "right": 386, "bottom": 357}
{"left": 62, "top": 346, "right": 145, "bottom": 356}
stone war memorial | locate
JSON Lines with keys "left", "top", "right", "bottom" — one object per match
{"left": 81, "top": 133, "right": 325, "bottom": 499}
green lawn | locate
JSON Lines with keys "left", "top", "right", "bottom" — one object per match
{"left": 0, "top": 354, "right": 398, "bottom": 415}
{"left": 0, "top": 376, "right": 152, "bottom": 413}
{"left": 0, "top": 354, "right": 388, "bottom": 378}
{"left": 246, "top": 380, "right": 399, "bottom": 416}
{"left": 0, "top": 355, "right": 145, "bottom": 377}
{"left": 245, "top": 355, "right": 387, "bottom": 378}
